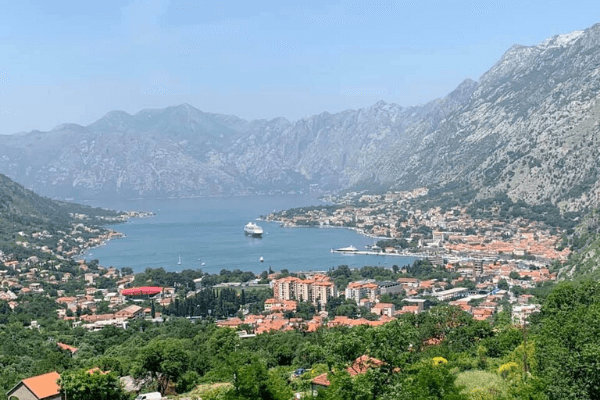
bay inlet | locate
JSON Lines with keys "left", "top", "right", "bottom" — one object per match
{"left": 81, "top": 195, "right": 416, "bottom": 274}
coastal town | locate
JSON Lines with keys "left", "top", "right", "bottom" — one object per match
{"left": 266, "top": 188, "right": 572, "bottom": 264}
{"left": 0, "top": 189, "right": 569, "bottom": 338}
{"left": 0, "top": 250, "right": 550, "bottom": 337}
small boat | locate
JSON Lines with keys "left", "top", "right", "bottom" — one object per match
{"left": 201, "top": 262, "right": 205, "bottom": 266}
{"left": 178, "top": 255, "right": 181, "bottom": 265}
{"left": 259, "top": 256, "right": 264, "bottom": 262}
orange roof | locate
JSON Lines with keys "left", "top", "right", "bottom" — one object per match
{"left": 312, "top": 355, "right": 385, "bottom": 387}
{"left": 371, "top": 303, "right": 393, "bottom": 310}
{"left": 21, "top": 371, "right": 61, "bottom": 399}
{"left": 57, "top": 342, "right": 78, "bottom": 354}
{"left": 312, "top": 372, "right": 331, "bottom": 387}
{"left": 347, "top": 355, "right": 384, "bottom": 376}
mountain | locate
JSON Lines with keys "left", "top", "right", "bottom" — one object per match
{"left": 0, "top": 92, "right": 474, "bottom": 199}
{"left": 1, "top": 23, "right": 600, "bottom": 206}
{"left": 377, "top": 24, "right": 600, "bottom": 210}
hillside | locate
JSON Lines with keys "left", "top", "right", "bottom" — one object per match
{"left": 1, "top": 24, "right": 600, "bottom": 208}
{"left": 0, "top": 173, "right": 124, "bottom": 261}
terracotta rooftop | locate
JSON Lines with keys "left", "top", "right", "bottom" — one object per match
{"left": 57, "top": 342, "right": 78, "bottom": 354}
{"left": 347, "top": 355, "right": 384, "bottom": 376}
{"left": 312, "top": 372, "right": 331, "bottom": 387}
{"left": 311, "top": 355, "right": 385, "bottom": 387}
{"left": 21, "top": 371, "right": 61, "bottom": 399}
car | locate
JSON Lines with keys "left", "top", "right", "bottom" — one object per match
{"left": 292, "top": 368, "right": 306, "bottom": 377}
{"left": 135, "top": 392, "right": 162, "bottom": 400}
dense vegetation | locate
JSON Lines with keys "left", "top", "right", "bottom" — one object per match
{"left": 0, "top": 173, "right": 124, "bottom": 260}
{"left": 466, "top": 193, "right": 582, "bottom": 231}
{"left": 0, "top": 280, "right": 598, "bottom": 399}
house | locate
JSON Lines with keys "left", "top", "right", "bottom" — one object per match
{"left": 264, "top": 298, "right": 297, "bottom": 312}
{"left": 6, "top": 371, "right": 61, "bottom": 400}
{"left": 370, "top": 302, "right": 395, "bottom": 317}
{"left": 311, "top": 355, "right": 385, "bottom": 395}
{"left": 56, "top": 342, "right": 78, "bottom": 355}
{"left": 114, "top": 305, "right": 144, "bottom": 320}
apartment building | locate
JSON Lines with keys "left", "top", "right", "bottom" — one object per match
{"left": 272, "top": 274, "right": 337, "bottom": 306}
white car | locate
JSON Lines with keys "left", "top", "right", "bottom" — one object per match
{"left": 135, "top": 393, "right": 162, "bottom": 400}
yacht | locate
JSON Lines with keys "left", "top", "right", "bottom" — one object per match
{"left": 244, "top": 222, "right": 263, "bottom": 237}
{"left": 331, "top": 245, "right": 357, "bottom": 253}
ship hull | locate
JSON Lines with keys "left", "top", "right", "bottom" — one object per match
{"left": 244, "top": 231, "right": 263, "bottom": 238}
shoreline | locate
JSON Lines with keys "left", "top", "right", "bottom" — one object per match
{"left": 262, "top": 218, "right": 389, "bottom": 240}
{"left": 76, "top": 211, "right": 155, "bottom": 261}
{"left": 263, "top": 219, "right": 427, "bottom": 258}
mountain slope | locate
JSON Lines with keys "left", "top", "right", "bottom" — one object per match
{"left": 377, "top": 24, "right": 600, "bottom": 209}
{"left": 0, "top": 173, "right": 122, "bottom": 261}
{"left": 1, "top": 23, "right": 600, "bottom": 206}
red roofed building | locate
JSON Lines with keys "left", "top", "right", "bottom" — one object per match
{"left": 121, "top": 286, "right": 163, "bottom": 296}
{"left": 56, "top": 342, "right": 78, "bottom": 355}
{"left": 264, "top": 298, "right": 297, "bottom": 312}
{"left": 6, "top": 371, "right": 61, "bottom": 400}
{"left": 311, "top": 355, "right": 385, "bottom": 394}
{"left": 370, "top": 303, "right": 395, "bottom": 317}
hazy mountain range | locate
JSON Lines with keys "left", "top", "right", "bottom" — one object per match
{"left": 2, "top": 23, "right": 600, "bottom": 208}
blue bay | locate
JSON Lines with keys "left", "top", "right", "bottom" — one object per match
{"left": 82, "top": 195, "right": 416, "bottom": 274}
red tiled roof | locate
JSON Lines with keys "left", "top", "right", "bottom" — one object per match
{"left": 21, "top": 371, "right": 61, "bottom": 399}
{"left": 121, "top": 286, "right": 163, "bottom": 296}
{"left": 311, "top": 355, "right": 385, "bottom": 387}
{"left": 312, "top": 373, "right": 331, "bottom": 387}
{"left": 347, "top": 355, "right": 384, "bottom": 376}
{"left": 57, "top": 342, "right": 78, "bottom": 354}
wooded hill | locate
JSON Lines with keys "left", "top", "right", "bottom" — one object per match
{"left": 0, "top": 172, "right": 123, "bottom": 261}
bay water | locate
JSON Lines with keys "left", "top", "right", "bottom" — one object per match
{"left": 81, "top": 195, "right": 416, "bottom": 274}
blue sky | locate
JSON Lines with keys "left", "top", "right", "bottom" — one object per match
{"left": 0, "top": 0, "right": 598, "bottom": 134}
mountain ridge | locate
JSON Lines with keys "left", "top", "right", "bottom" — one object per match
{"left": 1, "top": 23, "right": 600, "bottom": 207}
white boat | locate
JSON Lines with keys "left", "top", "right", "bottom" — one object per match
{"left": 259, "top": 256, "right": 264, "bottom": 262}
{"left": 244, "top": 222, "right": 263, "bottom": 237}
{"left": 331, "top": 245, "right": 357, "bottom": 253}
{"left": 178, "top": 255, "right": 181, "bottom": 265}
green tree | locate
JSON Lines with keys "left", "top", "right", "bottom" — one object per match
{"left": 406, "top": 360, "right": 466, "bottom": 400}
{"left": 497, "top": 279, "right": 509, "bottom": 291}
{"left": 138, "top": 339, "right": 190, "bottom": 395}
{"left": 59, "top": 369, "right": 128, "bottom": 400}
{"left": 509, "top": 271, "right": 521, "bottom": 280}
{"left": 535, "top": 281, "right": 600, "bottom": 399}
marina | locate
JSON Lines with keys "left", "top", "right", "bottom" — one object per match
{"left": 331, "top": 246, "right": 429, "bottom": 258}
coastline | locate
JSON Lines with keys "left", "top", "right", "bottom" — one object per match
{"left": 76, "top": 211, "right": 155, "bottom": 261}
{"left": 264, "top": 218, "right": 426, "bottom": 258}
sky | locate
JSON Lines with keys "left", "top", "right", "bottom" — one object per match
{"left": 0, "top": 0, "right": 598, "bottom": 134}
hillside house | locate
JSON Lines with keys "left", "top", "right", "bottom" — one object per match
{"left": 311, "top": 355, "right": 385, "bottom": 395}
{"left": 6, "top": 371, "right": 61, "bottom": 400}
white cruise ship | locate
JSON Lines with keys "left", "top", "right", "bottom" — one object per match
{"left": 244, "top": 222, "right": 263, "bottom": 237}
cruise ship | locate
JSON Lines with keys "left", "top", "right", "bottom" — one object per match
{"left": 244, "top": 222, "right": 264, "bottom": 237}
